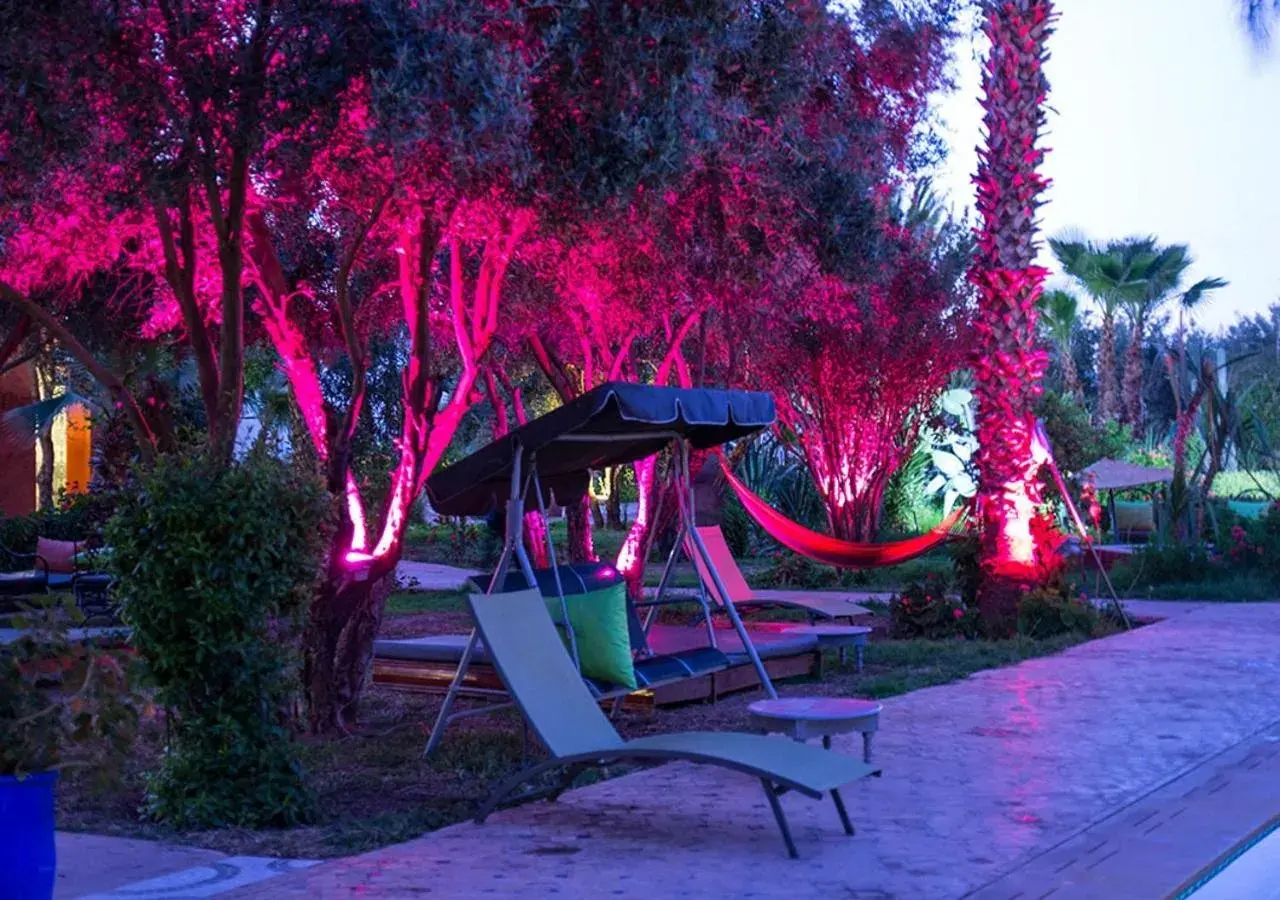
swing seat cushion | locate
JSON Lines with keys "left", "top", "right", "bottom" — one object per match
{"left": 493, "top": 563, "right": 636, "bottom": 690}
{"left": 547, "top": 582, "right": 636, "bottom": 690}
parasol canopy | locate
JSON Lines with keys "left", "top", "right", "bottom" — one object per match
{"left": 1080, "top": 458, "right": 1174, "bottom": 492}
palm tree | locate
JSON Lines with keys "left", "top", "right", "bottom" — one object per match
{"left": 1117, "top": 243, "right": 1227, "bottom": 429}
{"left": 1036, "top": 289, "right": 1083, "bottom": 400}
{"left": 970, "top": 0, "right": 1056, "bottom": 631}
{"left": 1050, "top": 235, "right": 1154, "bottom": 427}
{"left": 1243, "top": 1, "right": 1280, "bottom": 47}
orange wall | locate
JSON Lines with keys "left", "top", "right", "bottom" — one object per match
{"left": 0, "top": 363, "right": 35, "bottom": 517}
{"left": 65, "top": 407, "right": 92, "bottom": 494}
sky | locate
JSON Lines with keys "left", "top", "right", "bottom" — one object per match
{"left": 931, "top": 0, "right": 1280, "bottom": 333}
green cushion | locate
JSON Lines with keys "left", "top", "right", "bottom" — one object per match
{"left": 545, "top": 583, "right": 636, "bottom": 690}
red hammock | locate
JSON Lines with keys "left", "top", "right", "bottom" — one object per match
{"left": 718, "top": 457, "right": 963, "bottom": 568}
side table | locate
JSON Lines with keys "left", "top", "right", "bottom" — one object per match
{"left": 749, "top": 697, "right": 882, "bottom": 763}
{"left": 783, "top": 624, "right": 871, "bottom": 671}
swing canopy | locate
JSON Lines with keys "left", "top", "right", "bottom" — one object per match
{"left": 425, "top": 381, "right": 776, "bottom": 516}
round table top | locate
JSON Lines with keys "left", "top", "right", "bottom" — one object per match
{"left": 748, "top": 697, "right": 882, "bottom": 722}
{"left": 782, "top": 624, "right": 872, "bottom": 637}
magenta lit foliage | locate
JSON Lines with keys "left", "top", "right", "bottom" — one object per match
{"left": 757, "top": 258, "right": 969, "bottom": 543}
{"left": 969, "top": 0, "right": 1060, "bottom": 585}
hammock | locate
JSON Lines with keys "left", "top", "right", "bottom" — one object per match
{"left": 718, "top": 456, "right": 963, "bottom": 568}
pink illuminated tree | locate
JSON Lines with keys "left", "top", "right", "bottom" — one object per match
{"left": 732, "top": 5, "right": 964, "bottom": 542}
{"left": 969, "top": 0, "right": 1059, "bottom": 629}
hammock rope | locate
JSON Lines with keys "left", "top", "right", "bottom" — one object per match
{"left": 717, "top": 453, "right": 964, "bottom": 569}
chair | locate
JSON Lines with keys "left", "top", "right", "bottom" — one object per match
{"left": 689, "top": 526, "right": 872, "bottom": 624}
{"left": 0, "top": 539, "right": 51, "bottom": 604}
{"left": 468, "top": 588, "right": 878, "bottom": 858}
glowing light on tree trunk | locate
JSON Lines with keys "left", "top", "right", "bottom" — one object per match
{"left": 969, "top": 0, "right": 1060, "bottom": 626}
{"left": 346, "top": 472, "right": 368, "bottom": 551}
{"left": 615, "top": 454, "right": 655, "bottom": 582}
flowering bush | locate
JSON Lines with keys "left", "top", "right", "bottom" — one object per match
{"left": 1017, "top": 575, "right": 1105, "bottom": 639}
{"left": 890, "top": 573, "right": 979, "bottom": 639}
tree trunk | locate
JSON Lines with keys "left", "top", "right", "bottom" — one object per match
{"left": 524, "top": 510, "right": 550, "bottom": 569}
{"left": 565, "top": 495, "right": 596, "bottom": 563}
{"left": 1096, "top": 310, "right": 1119, "bottom": 425}
{"left": 34, "top": 358, "right": 56, "bottom": 510}
{"left": 970, "top": 0, "right": 1056, "bottom": 635}
{"left": 1061, "top": 347, "right": 1082, "bottom": 401}
{"left": 616, "top": 456, "right": 658, "bottom": 599}
{"left": 1121, "top": 320, "right": 1145, "bottom": 428}
{"left": 606, "top": 469, "right": 623, "bottom": 529}
{"left": 304, "top": 567, "right": 395, "bottom": 733}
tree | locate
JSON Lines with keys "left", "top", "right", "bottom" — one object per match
{"left": 727, "top": 4, "right": 962, "bottom": 543}
{"left": 1115, "top": 243, "right": 1226, "bottom": 430}
{"left": 969, "top": 0, "right": 1057, "bottom": 630}
{"left": 0, "top": 1, "right": 368, "bottom": 466}
{"left": 1037, "top": 289, "right": 1083, "bottom": 401}
{"left": 1243, "top": 1, "right": 1280, "bottom": 46}
{"left": 1050, "top": 236, "right": 1155, "bottom": 427}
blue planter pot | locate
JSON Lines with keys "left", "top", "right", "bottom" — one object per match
{"left": 0, "top": 772, "right": 57, "bottom": 900}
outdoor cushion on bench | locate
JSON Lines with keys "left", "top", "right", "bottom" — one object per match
{"left": 496, "top": 563, "right": 636, "bottom": 689}
{"left": 373, "top": 634, "right": 733, "bottom": 697}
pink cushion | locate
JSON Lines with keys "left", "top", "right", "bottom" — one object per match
{"left": 36, "top": 537, "right": 79, "bottom": 573}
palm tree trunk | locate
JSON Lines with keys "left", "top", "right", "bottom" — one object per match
{"left": 1121, "top": 319, "right": 1145, "bottom": 428}
{"left": 1096, "top": 310, "right": 1119, "bottom": 425}
{"left": 970, "top": 0, "right": 1056, "bottom": 634}
{"left": 1061, "top": 347, "right": 1082, "bottom": 401}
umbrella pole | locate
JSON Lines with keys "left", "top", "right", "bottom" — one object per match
{"left": 1046, "top": 458, "right": 1129, "bottom": 629}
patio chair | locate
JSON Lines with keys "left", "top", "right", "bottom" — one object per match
{"left": 468, "top": 588, "right": 878, "bottom": 858}
{"left": 688, "top": 526, "right": 872, "bottom": 624}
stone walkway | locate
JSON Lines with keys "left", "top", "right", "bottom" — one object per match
{"left": 53, "top": 834, "right": 316, "bottom": 899}
{"left": 394, "top": 560, "right": 480, "bottom": 591}
{"left": 222, "top": 601, "right": 1280, "bottom": 899}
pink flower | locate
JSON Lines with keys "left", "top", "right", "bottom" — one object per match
{"left": 952, "top": 608, "right": 964, "bottom": 620}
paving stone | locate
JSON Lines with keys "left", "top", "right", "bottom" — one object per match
{"left": 223, "top": 602, "right": 1280, "bottom": 899}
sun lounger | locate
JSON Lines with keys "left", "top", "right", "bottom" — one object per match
{"left": 467, "top": 588, "right": 878, "bottom": 858}
{"left": 689, "top": 526, "right": 873, "bottom": 623}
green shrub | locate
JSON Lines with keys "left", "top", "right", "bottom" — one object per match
{"left": 106, "top": 452, "right": 332, "bottom": 828}
{"left": 1017, "top": 577, "right": 1102, "bottom": 639}
{"left": 1035, "top": 391, "right": 1130, "bottom": 474}
{"left": 0, "top": 597, "right": 140, "bottom": 779}
{"left": 1111, "top": 543, "right": 1214, "bottom": 587}
{"left": 948, "top": 531, "right": 982, "bottom": 608}
{"left": 756, "top": 550, "right": 842, "bottom": 589}
{"left": 0, "top": 490, "right": 119, "bottom": 570}
{"left": 889, "top": 572, "right": 978, "bottom": 639}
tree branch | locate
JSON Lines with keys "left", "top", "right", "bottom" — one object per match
{"left": 152, "top": 193, "right": 221, "bottom": 428}
{"left": 0, "top": 314, "right": 32, "bottom": 372}
{"left": 0, "top": 282, "right": 155, "bottom": 457}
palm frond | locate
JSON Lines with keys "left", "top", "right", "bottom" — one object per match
{"left": 0, "top": 393, "right": 94, "bottom": 448}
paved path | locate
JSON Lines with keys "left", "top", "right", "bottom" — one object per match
{"left": 394, "top": 560, "right": 481, "bottom": 592}
{"left": 54, "top": 834, "right": 315, "bottom": 899}
{"left": 225, "top": 601, "right": 1280, "bottom": 899}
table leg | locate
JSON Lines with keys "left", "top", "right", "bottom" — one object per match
{"left": 822, "top": 734, "right": 831, "bottom": 750}
{"left": 856, "top": 644, "right": 864, "bottom": 673}
{"left": 861, "top": 731, "right": 873, "bottom": 764}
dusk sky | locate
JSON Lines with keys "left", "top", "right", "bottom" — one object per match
{"left": 933, "top": 0, "right": 1280, "bottom": 333}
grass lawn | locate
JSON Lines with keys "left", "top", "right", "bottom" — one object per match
{"left": 58, "top": 601, "right": 1100, "bottom": 860}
